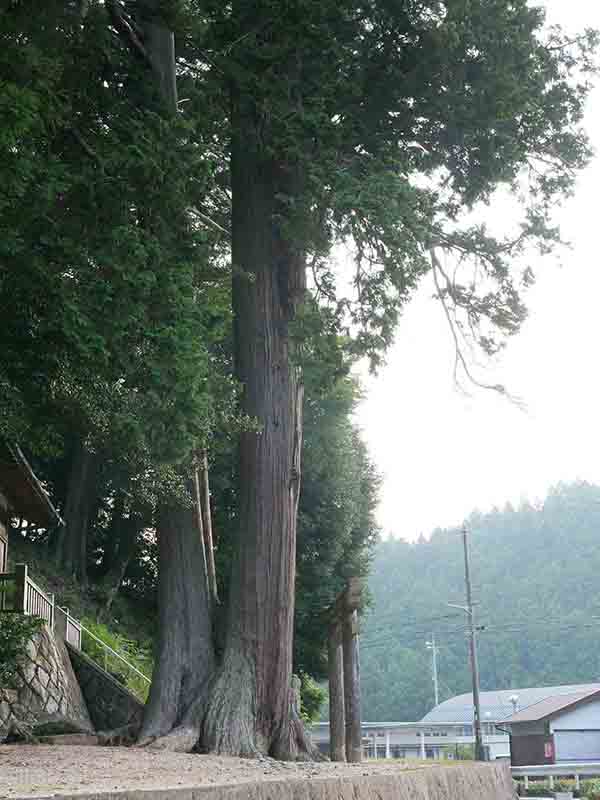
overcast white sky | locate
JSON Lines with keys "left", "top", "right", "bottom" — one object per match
{"left": 356, "top": 0, "right": 600, "bottom": 541}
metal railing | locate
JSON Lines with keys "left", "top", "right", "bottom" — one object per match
{"left": 54, "top": 605, "right": 82, "bottom": 649}
{"left": 0, "top": 562, "right": 151, "bottom": 702}
{"left": 513, "top": 762, "right": 600, "bottom": 792}
{"left": 78, "top": 621, "right": 151, "bottom": 700}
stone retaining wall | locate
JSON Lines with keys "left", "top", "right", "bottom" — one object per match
{"left": 67, "top": 643, "right": 144, "bottom": 732}
{"left": 0, "top": 625, "right": 92, "bottom": 734}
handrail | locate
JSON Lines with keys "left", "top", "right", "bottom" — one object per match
{"left": 512, "top": 762, "right": 600, "bottom": 776}
{"left": 1, "top": 564, "right": 151, "bottom": 700}
{"left": 78, "top": 622, "right": 151, "bottom": 685}
{"left": 512, "top": 762, "right": 600, "bottom": 793}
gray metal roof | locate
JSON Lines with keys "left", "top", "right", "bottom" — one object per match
{"left": 421, "top": 683, "right": 600, "bottom": 724}
{"left": 504, "top": 688, "right": 600, "bottom": 724}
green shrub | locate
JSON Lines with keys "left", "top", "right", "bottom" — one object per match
{"left": 299, "top": 672, "right": 326, "bottom": 724}
{"left": 0, "top": 614, "right": 43, "bottom": 687}
{"left": 80, "top": 617, "right": 153, "bottom": 701}
{"left": 516, "top": 777, "right": 600, "bottom": 798}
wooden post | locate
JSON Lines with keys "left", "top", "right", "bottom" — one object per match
{"left": 328, "top": 620, "right": 346, "bottom": 761}
{"left": 343, "top": 607, "right": 362, "bottom": 762}
{"left": 14, "top": 563, "right": 27, "bottom": 613}
{"left": 199, "top": 449, "right": 218, "bottom": 604}
{"left": 192, "top": 468, "right": 210, "bottom": 598}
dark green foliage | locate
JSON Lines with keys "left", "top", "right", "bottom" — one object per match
{"left": 0, "top": 614, "right": 43, "bottom": 687}
{"left": 192, "top": 0, "right": 597, "bottom": 367}
{"left": 361, "top": 482, "right": 600, "bottom": 721}
{"left": 295, "top": 373, "right": 380, "bottom": 679}
{"left": 0, "top": 0, "right": 232, "bottom": 472}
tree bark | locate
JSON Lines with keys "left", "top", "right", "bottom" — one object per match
{"left": 139, "top": 497, "right": 215, "bottom": 748}
{"left": 328, "top": 621, "right": 346, "bottom": 761}
{"left": 55, "top": 438, "right": 98, "bottom": 585}
{"left": 202, "top": 92, "right": 308, "bottom": 758}
{"left": 100, "top": 501, "right": 140, "bottom": 620}
{"left": 199, "top": 450, "right": 218, "bottom": 605}
{"left": 343, "top": 609, "right": 362, "bottom": 763}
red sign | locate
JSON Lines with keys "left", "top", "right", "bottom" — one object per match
{"left": 544, "top": 741, "right": 554, "bottom": 760}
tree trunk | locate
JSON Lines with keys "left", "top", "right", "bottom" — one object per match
{"left": 202, "top": 93, "right": 309, "bottom": 758}
{"left": 199, "top": 450, "right": 218, "bottom": 605}
{"left": 328, "top": 621, "right": 346, "bottom": 761}
{"left": 55, "top": 439, "right": 98, "bottom": 585}
{"left": 139, "top": 497, "right": 215, "bottom": 749}
{"left": 100, "top": 500, "right": 140, "bottom": 621}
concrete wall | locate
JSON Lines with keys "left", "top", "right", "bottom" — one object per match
{"left": 0, "top": 625, "right": 92, "bottom": 734}
{"left": 67, "top": 643, "right": 144, "bottom": 732}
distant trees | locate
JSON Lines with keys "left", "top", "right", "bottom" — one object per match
{"left": 0, "top": 0, "right": 597, "bottom": 758}
{"left": 361, "top": 483, "right": 600, "bottom": 722}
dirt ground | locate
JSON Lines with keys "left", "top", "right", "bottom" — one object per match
{"left": 0, "top": 745, "right": 435, "bottom": 799}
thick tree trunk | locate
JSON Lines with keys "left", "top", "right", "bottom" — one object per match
{"left": 55, "top": 439, "right": 98, "bottom": 585}
{"left": 139, "top": 497, "right": 215, "bottom": 749}
{"left": 202, "top": 94, "right": 309, "bottom": 758}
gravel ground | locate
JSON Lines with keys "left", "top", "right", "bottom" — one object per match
{"left": 0, "top": 745, "right": 433, "bottom": 799}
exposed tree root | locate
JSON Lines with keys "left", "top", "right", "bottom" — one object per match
{"left": 140, "top": 724, "right": 201, "bottom": 753}
{"left": 271, "top": 709, "right": 323, "bottom": 761}
{"left": 97, "top": 723, "right": 140, "bottom": 746}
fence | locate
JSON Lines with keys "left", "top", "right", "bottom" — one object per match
{"left": 0, "top": 562, "right": 151, "bottom": 701}
{"left": 512, "top": 762, "right": 600, "bottom": 792}
{"left": 0, "top": 563, "right": 54, "bottom": 627}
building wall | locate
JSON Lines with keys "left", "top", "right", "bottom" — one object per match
{"left": 312, "top": 724, "right": 510, "bottom": 760}
{"left": 550, "top": 698, "right": 600, "bottom": 731}
{"left": 510, "top": 733, "right": 554, "bottom": 767}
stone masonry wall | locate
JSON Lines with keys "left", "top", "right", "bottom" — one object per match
{"left": 67, "top": 643, "right": 144, "bottom": 732}
{"left": 0, "top": 624, "right": 92, "bottom": 734}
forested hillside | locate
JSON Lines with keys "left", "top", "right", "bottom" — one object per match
{"left": 361, "top": 482, "right": 600, "bottom": 722}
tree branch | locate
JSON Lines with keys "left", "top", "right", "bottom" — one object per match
{"left": 430, "top": 248, "right": 523, "bottom": 407}
{"left": 189, "top": 207, "right": 230, "bottom": 237}
{"left": 106, "top": 0, "right": 153, "bottom": 67}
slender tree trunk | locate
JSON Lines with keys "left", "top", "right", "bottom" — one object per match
{"left": 100, "top": 504, "right": 140, "bottom": 620}
{"left": 199, "top": 450, "right": 218, "bottom": 604}
{"left": 55, "top": 439, "right": 98, "bottom": 585}
{"left": 139, "top": 497, "right": 215, "bottom": 749}
{"left": 202, "top": 92, "right": 309, "bottom": 758}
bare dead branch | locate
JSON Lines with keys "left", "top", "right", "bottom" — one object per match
{"left": 430, "top": 248, "right": 525, "bottom": 409}
{"left": 106, "top": 0, "right": 152, "bottom": 67}
{"left": 189, "top": 207, "right": 230, "bottom": 237}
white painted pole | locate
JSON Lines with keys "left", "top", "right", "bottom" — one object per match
{"left": 385, "top": 730, "right": 391, "bottom": 759}
{"left": 420, "top": 731, "right": 426, "bottom": 759}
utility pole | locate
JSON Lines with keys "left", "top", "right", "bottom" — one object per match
{"left": 449, "top": 525, "right": 484, "bottom": 761}
{"left": 425, "top": 634, "right": 439, "bottom": 707}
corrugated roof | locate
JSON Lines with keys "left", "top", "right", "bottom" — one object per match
{"left": 421, "top": 683, "right": 600, "bottom": 724}
{"left": 503, "top": 688, "right": 600, "bottom": 724}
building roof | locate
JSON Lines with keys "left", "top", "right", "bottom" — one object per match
{"left": 503, "top": 688, "right": 600, "bottom": 724}
{"left": 421, "top": 683, "right": 600, "bottom": 724}
{"left": 0, "top": 443, "right": 63, "bottom": 528}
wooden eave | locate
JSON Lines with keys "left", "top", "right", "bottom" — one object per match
{"left": 0, "top": 443, "right": 63, "bottom": 528}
